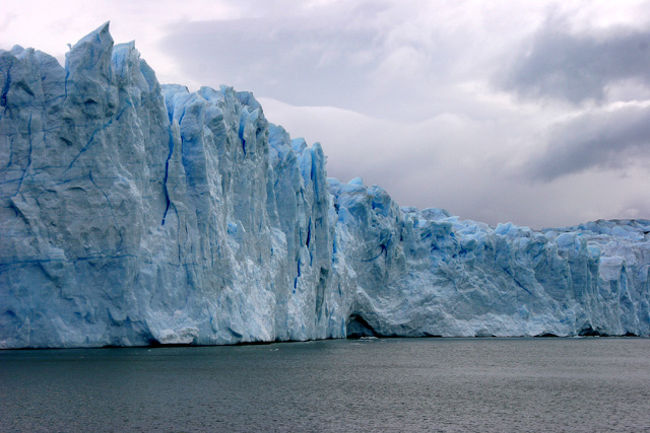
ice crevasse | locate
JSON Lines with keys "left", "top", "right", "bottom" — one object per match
{"left": 1, "top": 24, "right": 648, "bottom": 348}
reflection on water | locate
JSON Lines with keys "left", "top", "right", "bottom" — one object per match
{"left": 1, "top": 338, "right": 649, "bottom": 432}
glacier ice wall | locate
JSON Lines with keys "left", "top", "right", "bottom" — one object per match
{"left": 330, "top": 180, "right": 649, "bottom": 338}
{"left": 1, "top": 24, "right": 648, "bottom": 348}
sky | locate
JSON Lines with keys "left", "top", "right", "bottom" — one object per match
{"left": 1, "top": 0, "right": 649, "bottom": 228}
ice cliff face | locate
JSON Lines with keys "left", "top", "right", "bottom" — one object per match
{"left": 331, "top": 181, "right": 649, "bottom": 338}
{"left": 1, "top": 25, "right": 648, "bottom": 348}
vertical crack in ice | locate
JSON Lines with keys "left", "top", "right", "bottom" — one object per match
{"left": 307, "top": 217, "right": 313, "bottom": 266}
{"left": 178, "top": 107, "right": 186, "bottom": 127}
{"left": 161, "top": 127, "right": 174, "bottom": 225}
{"left": 238, "top": 112, "right": 246, "bottom": 156}
{"left": 294, "top": 258, "right": 301, "bottom": 289}
{"left": 162, "top": 106, "right": 185, "bottom": 225}
{"left": 63, "top": 68, "right": 69, "bottom": 101}
{"left": 1, "top": 62, "right": 13, "bottom": 113}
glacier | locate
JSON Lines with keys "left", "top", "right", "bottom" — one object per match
{"left": 0, "top": 24, "right": 648, "bottom": 348}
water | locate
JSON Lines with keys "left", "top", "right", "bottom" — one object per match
{"left": 1, "top": 338, "right": 649, "bottom": 432}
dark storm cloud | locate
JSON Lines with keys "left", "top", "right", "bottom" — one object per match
{"left": 503, "top": 21, "right": 650, "bottom": 103}
{"left": 529, "top": 104, "right": 650, "bottom": 180}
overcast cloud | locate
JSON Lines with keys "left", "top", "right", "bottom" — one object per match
{"left": 502, "top": 20, "right": 650, "bottom": 103}
{"left": 529, "top": 103, "right": 650, "bottom": 180}
{"left": 1, "top": 0, "right": 649, "bottom": 227}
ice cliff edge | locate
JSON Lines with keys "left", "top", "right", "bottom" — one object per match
{"left": 1, "top": 24, "right": 648, "bottom": 348}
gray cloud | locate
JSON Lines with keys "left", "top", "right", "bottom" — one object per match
{"left": 503, "top": 21, "right": 650, "bottom": 103}
{"left": 528, "top": 104, "right": 650, "bottom": 180}
{"left": 158, "top": 0, "right": 493, "bottom": 121}
{"left": 161, "top": 4, "right": 388, "bottom": 112}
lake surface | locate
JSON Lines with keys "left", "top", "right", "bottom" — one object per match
{"left": 1, "top": 338, "right": 649, "bottom": 432}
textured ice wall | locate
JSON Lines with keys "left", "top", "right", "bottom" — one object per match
{"left": 1, "top": 25, "right": 648, "bottom": 348}
{"left": 330, "top": 180, "right": 649, "bottom": 338}
{"left": 0, "top": 24, "right": 350, "bottom": 348}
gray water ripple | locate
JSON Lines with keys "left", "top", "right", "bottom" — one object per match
{"left": 1, "top": 338, "right": 649, "bottom": 432}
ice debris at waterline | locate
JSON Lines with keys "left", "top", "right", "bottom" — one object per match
{"left": 1, "top": 24, "right": 649, "bottom": 348}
